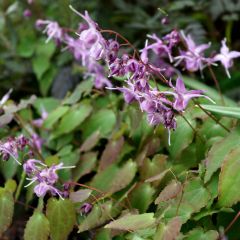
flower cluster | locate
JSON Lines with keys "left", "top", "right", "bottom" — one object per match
{"left": 0, "top": 135, "right": 30, "bottom": 164}
{"left": 23, "top": 159, "right": 74, "bottom": 198}
{"left": 36, "top": 6, "right": 240, "bottom": 138}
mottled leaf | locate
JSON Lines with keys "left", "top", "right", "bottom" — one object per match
{"left": 105, "top": 213, "right": 155, "bottom": 231}
{"left": 154, "top": 217, "right": 182, "bottom": 240}
{"left": 69, "top": 189, "right": 92, "bottom": 203}
{"left": 99, "top": 137, "right": 124, "bottom": 171}
{"left": 155, "top": 180, "right": 182, "bottom": 204}
{"left": 79, "top": 131, "right": 100, "bottom": 152}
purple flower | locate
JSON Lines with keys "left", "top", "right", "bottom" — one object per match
{"left": 23, "top": 159, "right": 46, "bottom": 175}
{"left": 213, "top": 38, "right": 240, "bottom": 78}
{"left": 32, "top": 107, "right": 48, "bottom": 128}
{"left": 0, "top": 89, "right": 12, "bottom": 107}
{"left": 165, "top": 77, "right": 214, "bottom": 112}
{"left": 146, "top": 34, "right": 173, "bottom": 62}
{"left": 23, "top": 9, "right": 32, "bottom": 18}
{"left": 31, "top": 133, "right": 44, "bottom": 152}
{"left": 80, "top": 203, "right": 93, "bottom": 215}
{"left": 0, "top": 135, "right": 30, "bottom": 164}
{"left": 36, "top": 20, "right": 64, "bottom": 43}
{"left": 34, "top": 182, "right": 63, "bottom": 198}
{"left": 24, "top": 161, "right": 75, "bottom": 198}
{"left": 175, "top": 31, "right": 212, "bottom": 73}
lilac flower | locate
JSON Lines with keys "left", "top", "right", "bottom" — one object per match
{"left": 31, "top": 133, "right": 44, "bottom": 152}
{"left": 0, "top": 89, "right": 12, "bottom": 107}
{"left": 36, "top": 20, "right": 64, "bottom": 43}
{"left": 213, "top": 38, "right": 240, "bottom": 78}
{"left": 23, "top": 159, "right": 46, "bottom": 175}
{"left": 0, "top": 135, "right": 30, "bottom": 164}
{"left": 70, "top": 6, "right": 107, "bottom": 61}
{"left": 175, "top": 31, "right": 212, "bottom": 73}
{"left": 23, "top": 9, "right": 32, "bottom": 18}
{"left": 32, "top": 107, "right": 48, "bottom": 128}
{"left": 24, "top": 160, "right": 75, "bottom": 198}
{"left": 145, "top": 34, "right": 173, "bottom": 62}
{"left": 165, "top": 78, "right": 214, "bottom": 112}
{"left": 162, "top": 29, "right": 180, "bottom": 49}
{"left": 80, "top": 203, "right": 93, "bottom": 215}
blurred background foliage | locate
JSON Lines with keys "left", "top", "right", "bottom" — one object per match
{"left": 1, "top": 0, "right": 240, "bottom": 101}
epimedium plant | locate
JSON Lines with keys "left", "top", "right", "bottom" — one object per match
{"left": 1, "top": 1, "right": 240, "bottom": 240}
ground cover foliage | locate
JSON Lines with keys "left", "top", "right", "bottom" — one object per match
{"left": 1, "top": 0, "right": 240, "bottom": 239}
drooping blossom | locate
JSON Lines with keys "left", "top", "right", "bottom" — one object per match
{"left": 165, "top": 77, "right": 214, "bottom": 112}
{"left": 31, "top": 133, "right": 44, "bottom": 153}
{"left": 24, "top": 160, "right": 75, "bottom": 198}
{"left": 0, "top": 135, "right": 30, "bottom": 164}
{"left": 175, "top": 31, "right": 212, "bottom": 73}
{"left": 0, "top": 89, "right": 12, "bottom": 107}
{"left": 32, "top": 107, "right": 48, "bottom": 128}
{"left": 144, "top": 33, "right": 173, "bottom": 62}
{"left": 23, "top": 9, "right": 32, "bottom": 18}
{"left": 36, "top": 20, "right": 64, "bottom": 44}
{"left": 80, "top": 203, "right": 93, "bottom": 215}
{"left": 213, "top": 38, "right": 240, "bottom": 78}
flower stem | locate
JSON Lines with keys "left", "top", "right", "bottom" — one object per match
{"left": 37, "top": 197, "right": 44, "bottom": 212}
{"left": 195, "top": 102, "right": 230, "bottom": 133}
{"left": 208, "top": 65, "right": 225, "bottom": 105}
{"left": 15, "top": 171, "right": 26, "bottom": 201}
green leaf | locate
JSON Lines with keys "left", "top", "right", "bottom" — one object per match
{"left": 0, "top": 189, "right": 14, "bottom": 236}
{"left": 91, "top": 161, "right": 137, "bottom": 194}
{"left": 0, "top": 157, "right": 19, "bottom": 180}
{"left": 52, "top": 102, "right": 92, "bottom": 137}
{"left": 81, "top": 109, "right": 116, "bottom": 139}
{"left": 62, "top": 80, "right": 93, "bottom": 105}
{"left": 43, "top": 106, "right": 70, "bottom": 129}
{"left": 183, "top": 76, "right": 236, "bottom": 106}
{"left": 24, "top": 211, "right": 50, "bottom": 240}
{"left": 4, "top": 179, "right": 17, "bottom": 194}
{"left": 108, "top": 160, "right": 137, "bottom": 193}
{"left": 104, "top": 213, "right": 155, "bottom": 231}
{"left": 129, "top": 183, "right": 155, "bottom": 213}
{"left": 17, "top": 34, "right": 36, "bottom": 58}
{"left": 46, "top": 198, "right": 76, "bottom": 240}
{"left": 168, "top": 114, "right": 195, "bottom": 158}
{"left": 34, "top": 97, "right": 60, "bottom": 114}
{"left": 72, "top": 152, "right": 97, "bottom": 182}
{"left": 200, "top": 104, "right": 240, "bottom": 119}
{"left": 218, "top": 147, "right": 240, "bottom": 207}
{"left": 184, "top": 228, "right": 219, "bottom": 240}
{"left": 39, "top": 67, "right": 57, "bottom": 96}
{"left": 204, "top": 129, "right": 240, "bottom": 183}
{"left": 33, "top": 56, "right": 50, "bottom": 80}
{"left": 33, "top": 40, "right": 55, "bottom": 80}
